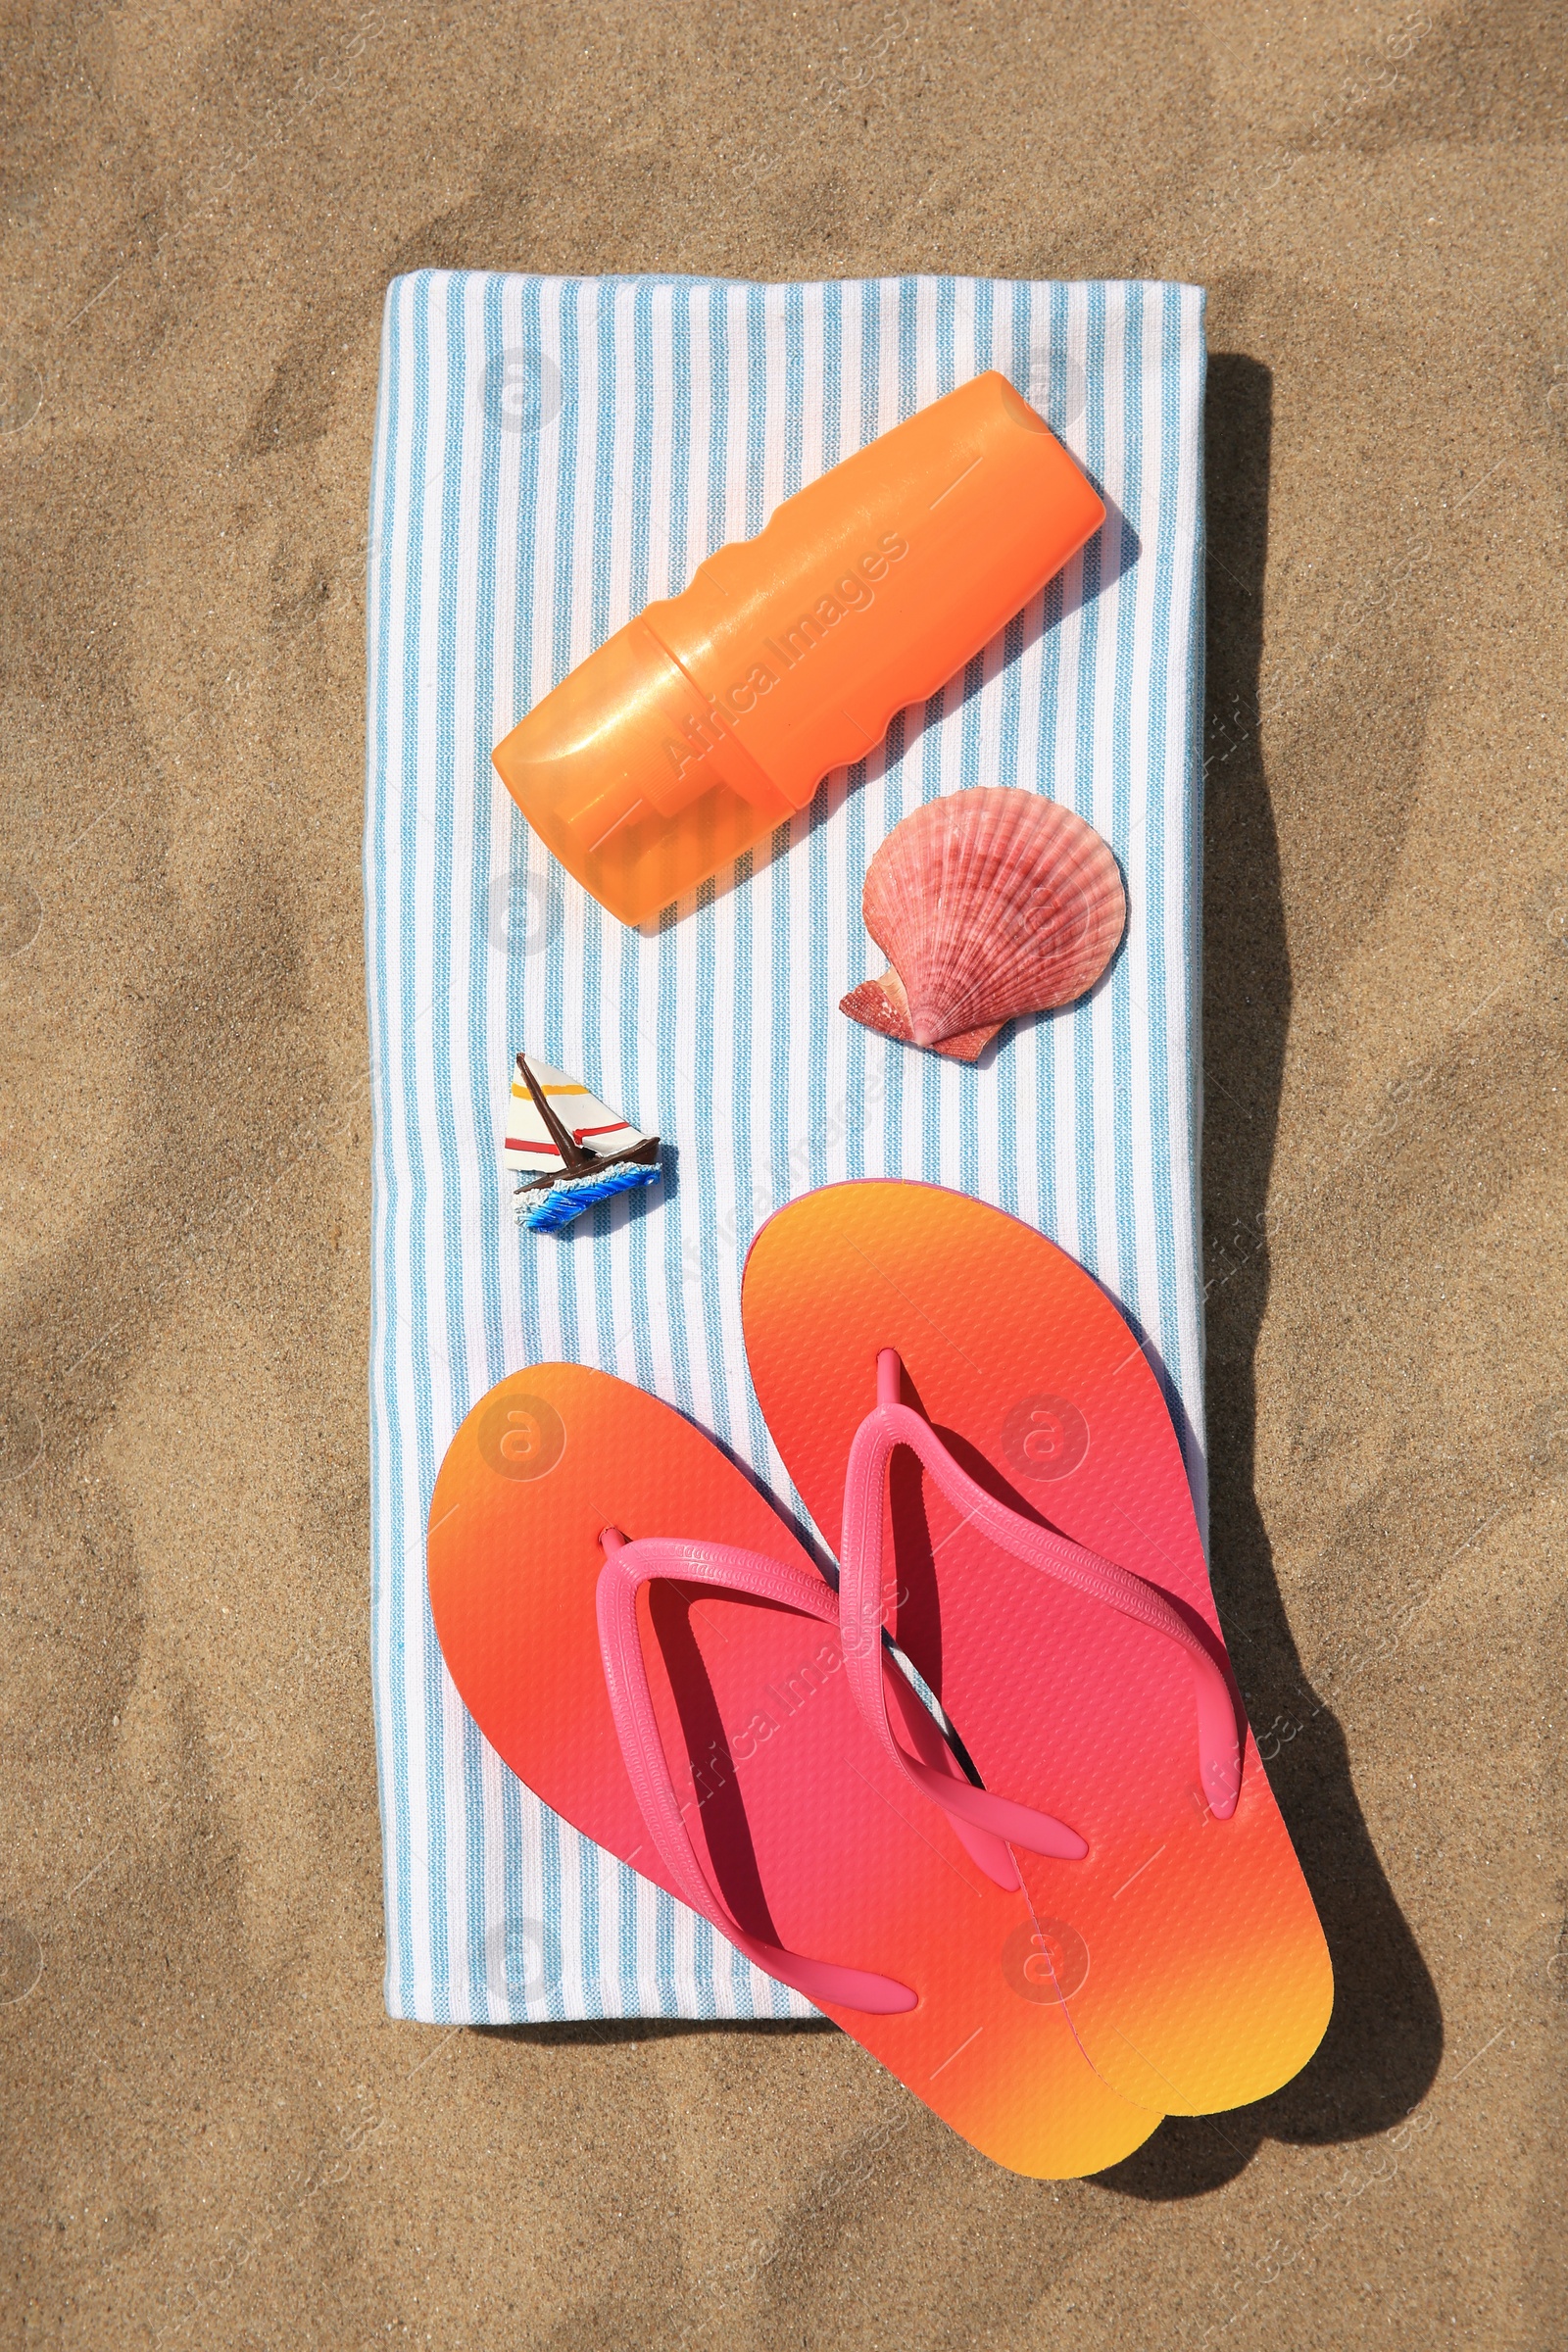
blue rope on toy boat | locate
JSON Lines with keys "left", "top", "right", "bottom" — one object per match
{"left": 519, "top": 1160, "right": 662, "bottom": 1233}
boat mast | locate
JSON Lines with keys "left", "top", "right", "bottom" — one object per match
{"left": 515, "top": 1054, "right": 597, "bottom": 1178}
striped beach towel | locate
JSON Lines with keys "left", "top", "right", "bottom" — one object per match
{"left": 365, "top": 272, "right": 1208, "bottom": 2025}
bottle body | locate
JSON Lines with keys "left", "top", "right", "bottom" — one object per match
{"left": 493, "top": 370, "right": 1105, "bottom": 926}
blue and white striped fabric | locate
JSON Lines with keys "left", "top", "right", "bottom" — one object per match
{"left": 365, "top": 272, "right": 1208, "bottom": 2026}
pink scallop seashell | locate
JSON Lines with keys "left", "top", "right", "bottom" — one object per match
{"left": 840, "top": 788, "right": 1125, "bottom": 1062}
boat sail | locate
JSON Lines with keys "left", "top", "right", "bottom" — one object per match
{"left": 505, "top": 1054, "right": 662, "bottom": 1231}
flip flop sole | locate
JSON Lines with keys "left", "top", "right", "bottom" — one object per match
{"left": 427, "top": 1361, "right": 1163, "bottom": 2176}
{"left": 743, "top": 1182, "right": 1333, "bottom": 2114}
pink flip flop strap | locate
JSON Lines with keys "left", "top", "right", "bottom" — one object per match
{"left": 836, "top": 1353, "right": 1243, "bottom": 1884}
{"left": 594, "top": 1529, "right": 917, "bottom": 2016}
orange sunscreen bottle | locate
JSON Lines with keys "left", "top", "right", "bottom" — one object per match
{"left": 493, "top": 370, "right": 1105, "bottom": 926}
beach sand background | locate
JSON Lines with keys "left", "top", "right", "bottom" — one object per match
{"left": 2, "top": 2, "right": 1565, "bottom": 2344}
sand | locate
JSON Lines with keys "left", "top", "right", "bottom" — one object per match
{"left": 2, "top": 2, "right": 1564, "bottom": 2344}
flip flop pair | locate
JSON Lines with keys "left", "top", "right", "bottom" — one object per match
{"left": 427, "top": 1181, "right": 1332, "bottom": 2177}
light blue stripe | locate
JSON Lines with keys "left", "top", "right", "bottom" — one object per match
{"left": 426, "top": 272, "right": 491, "bottom": 2022}
{"left": 1145, "top": 282, "right": 1186, "bottom": 1432}
{"left": 1034, "top": 279, "right": 1070, "bottom": 1240}
{"left": 919, "top": 279, "right": 958, "bottom": 1185}
{"left": 766, "top": 287, "right": 793, "bottom": 1222}
{"left": 746, "top": 279, "right": 789, "bottom": 2020}
{"left": 621, "top": 280, "right": 660, "bottom": 1429}
{"left": 690, "top": 280, "right": 735, "bottom": 2015}
{"left": 658, "top": 289, "right": 698, "bottom": 1433}
{"left": 881, "top": 276, "right": 922, "bottom": 1181}
{"left": 498, "top": 271, "right": 544, "bottom": 2009}
{"left": 1072, "top": 284, "right": 1108, "bottom": 1274}
{"left": 580, "top": 284, "right": 615, "bottom": 1409}
{"left": 368, "top": 281, "right": 416, "bottom": 2010}
{"left": 811, "top": 284, "right": 846, "bottom": 1197}
{"left": 535, "top": 275, "right": 582, "bottom": 2021}
{"left": 471, "top": 278, "right": 508, "bottom": 1394}
{"left": 741, "top": 284, "right": 790, "bottom": 1508}
{"left": 992, "top": 278, "right": 1030, "bottom": 1217}
{"left": 844, "top": 278, "right": 878, "bottom": 1185}
{"left": 1109, "top": 282, "right": 1144, "bottom": 1335}
{"left": 694, "top": 284, "right": 734, "bottom": 1451}
{"left": 953, "top": 279, "right": 996, "bottom": 1201}
{"left": 571, "top": 277, "right": 628, "bottom": 2014}
{"left": 544, "top": 281, "right": 581, "bottom": 1369}
{"left": 401, "top": 273, "right": 451, "bottom": 2017}
{"left": 805, "top": 283, "right": 833, "bottom": 1199}
{"left": 994, "top": 611, "right": 1027, "bottom": 1221}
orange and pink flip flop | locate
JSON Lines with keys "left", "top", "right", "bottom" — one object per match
{"left": 427, "top": 1180, "right": 1332, "bottom": 2177}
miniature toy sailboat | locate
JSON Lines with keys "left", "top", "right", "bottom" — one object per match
{"left": 504, "top": 1054, "right": 662, "bottom": 1233}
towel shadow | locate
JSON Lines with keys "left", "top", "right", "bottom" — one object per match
{"left": 1095, "top": 353, "right": 1443, "bottom": 2204}
{"left": 476, "top": 2015, "right": 836, "bottom": 2048}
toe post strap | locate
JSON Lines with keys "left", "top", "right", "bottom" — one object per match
{"left": 836, "top": 1353, "right": 1243, "bottom": 1866}
{"left": 595, "top": 1528, "right": 918, "bottom": 2016}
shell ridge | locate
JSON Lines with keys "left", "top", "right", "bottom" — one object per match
{"left": 843, "top": 787, "right": 1125, "bottom": 1054}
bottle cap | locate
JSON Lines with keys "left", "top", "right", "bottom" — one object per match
{"left": 494, "top": 620, "right": 793, "bottom": 923}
